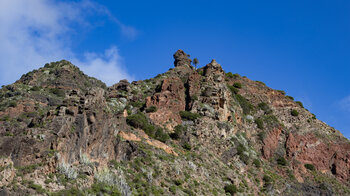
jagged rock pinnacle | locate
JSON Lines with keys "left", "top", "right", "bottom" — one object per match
{"left": 173, "top": 49, "right": 192, "bottom": 67}
{"left": 209, "top": 59, "right": 221, "bottom": 69}
{"left": 203, "top": 59, "right": 224, "bottom": 80}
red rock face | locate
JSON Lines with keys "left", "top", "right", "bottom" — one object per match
{"left": 285, "top": 133, "right": 297, "bottom": 157}
{"left": 0, "top": 100, "right": 41, "bottom": 118}
{"left": 261, "top": 127, "right": 350, "bottom": 182}
{"left": 262, "top": 128, "right": 282, "bottom": 159}
{"left": 146, "top": 77, "right": 186, "bottom": 129}
{"left": 187, "top": 72, "right": 201, "bottom": 110}
{"left": 331, "top": 150, "right": 350, "bottom": 181}
{"left": 286, "top": 132, "right": 350, "bottom": 181}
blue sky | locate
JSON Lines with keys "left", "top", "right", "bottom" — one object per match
{"left": 0, "top": 0, "right": 349, "bottom": 138}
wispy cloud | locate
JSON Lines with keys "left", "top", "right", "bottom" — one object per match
{"left": 339, "top": 95, "right": 350, "bottom": 112}
{"left": 0, "top": 0, "right": 135, "bottom": 86}
{"left": 84, "top": 1, "right": 138, "bottom": 40}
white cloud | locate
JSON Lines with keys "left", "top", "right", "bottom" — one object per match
{"left": 0, "top": 0, "right": 134, "bottom": 86}
{"left": 73, "top": 47, "right": 134, "bottom": 85}
{"left": 339, "top": 95, "right": 350, "bottom": 111}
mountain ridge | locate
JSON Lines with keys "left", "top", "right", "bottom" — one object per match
{"left": 0, "top": 49, "right": 349, "bottom": 195}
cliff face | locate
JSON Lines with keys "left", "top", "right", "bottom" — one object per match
{"left": 0, "top": 50, "right": 349, "bottom": 195}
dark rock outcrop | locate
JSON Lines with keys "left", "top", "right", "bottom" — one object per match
{"left": 173, "top": 49, "right": 192, "bottom": 68}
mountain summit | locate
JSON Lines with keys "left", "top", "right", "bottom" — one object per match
{"left": 0, "top": 50, "right": 349, "bottom": 195}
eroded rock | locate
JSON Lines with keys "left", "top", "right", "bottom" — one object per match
{"left": 146, "top": 77, "right": 186, "bottom": 129}
{"left": 173, "top": 49, "right": 192, "bottom": 68}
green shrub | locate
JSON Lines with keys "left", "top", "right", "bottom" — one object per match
{"left": 49, "top": 88, "right": 65, "bottom": 98}
{"left": 235, "top": 142, "right": 250, "bottom": 164}
{"left": 44, "top": 179, "right": 53, "bottom": 184}
{"left": 127, "top": 109, "right": 132, "bottom": 115}
{"left": 17, "top": 164, "right": 40, "bottom": 175}
{"left": 263, "top": 175, "right": 272, "bottom": 183}
{"left": 236, "top": 143, "right": 246, "bottom": 155}
{"left": 179, "top": 111, "right": 200, "bottom": 121}
{"left": 191, "top": 95, "right": 198, "bottom": 101}
{"left": 9, "top": 101, "right": 17, "bottom": 108}
{"left": 130, "top": 101, "right": 144, "bottom": 108}
{"left": 233, "top": 73, "right": 240, "bottom": 78}
{"left": 256, "top": 81, "right": 265, "bottom": 85}
{"left": 258, "top": 102, "right": 268, "bottom": 110}
{"left": 295, "top": 101, "right": 304, "bottom": 108}
{"left": 155, "top": 74, "right": 163, "bottom": 78}
{"left": 277, "top": 90, "right": 286, "bottom": 95}
{"left": 89, "top": 183, "right": 121, "bottom": 195}
{"left": 170, "top": 125, "right": 185, "bottom": 140}
{"left": 257, "top": 131, "right": 266, "bottom": 141}
{"left": 286, "top": 96, "right": 294, "bottom": 100}
{"left": 291, "top": 109, "right": 299, "bottom": 116}
{"left": 144, "top": 125, "right": 156, "bottom": 138}
{"left": 228, "top": 85, "right": 239, "bottom": 94}
{"left": 51, "top": 188, "right": 84, "bottom": 196}
{"left": 312, "top": 113, "right": 316, "bottom": 119}
{"left": 182, "top": 142, "right": 192, "bottom": 151}
{"left": 169, "top": 186, "right": 177, "bottom": 194}
{"left": 287, "top": 169, "right": 296, "bottom": 180}
{"left": 0, "top": 115, "right": 10, "bottom": 122}
{"left": 5, "top": 132, "right": 13, "bottom": 136}
{"left": 263, "top": 175, "right": 273, "bottom": 188}
{"left": 235, "top": 94, "right": 254, "bottom": 115}
{"left": 240, "top": 154, "right": 250, "bottom": 164}
{"left": 224, "top": 184, "right": 237, "bottom": 195}
{"left": 254, "top": 115, "right": 281, "bottom": 132}
{"left": 154, "top": 128, "right": 169, "bottom": 143}
{"left": 304, "top": 164, "right": 315, "bottom": 171}
{"left": 198, "top": 70, "right": 204, "bottom": 76}
{"left": 255, "top": 118, "right": 264, "bottom": 129}
{"left": 276, "top": 157, "right": 287, "bottom": 166}
{"left": 258, "top": 102, "right": 272, "bottom": 114}
{"left": 319, "top": 183, "right": 329, "bottom": 191}
{"left": 145, "top": 106, "right": 157, "bottom": 113}
{"left": 126, "top": 112, "right": 160, "bottom": 138}
{"left": 225, "top": 72, "right": 234, "bottom": 78}
{"left": 126, "top": 112, "right": 148, "bottom": 129}
{"left": 173, "top": 179, "right": 183, "bottom": 186}
{"left": 30, "top": 86, "right": 41, "bottom": 91}
{"left": 183, "top": 189, "right": 195, "bottom": 196}
{"left": 225, "top": 72, "right": 240, "bottom": 79}
{"left": 262, "top": 115, "right": 281, "bottom": 129}
{"left": 253, "top": 159, "right": 261, "bottom": 168}
{"left": 233, "top": 82, "right": 242, "bottom": 89}
{"left": 28, "top": 182, "right": 46, "bottom": 194}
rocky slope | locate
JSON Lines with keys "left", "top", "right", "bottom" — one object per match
{"left": 0, "top": 50, "right": 349, "bottom": 195}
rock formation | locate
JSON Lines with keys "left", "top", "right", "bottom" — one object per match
{"left": 173, "top": 49, "right": 192, "bottom": 68}
{"left": 0, "top": 50, "right": 349, "bottom": 195}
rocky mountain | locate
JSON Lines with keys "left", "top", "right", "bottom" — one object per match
{"left": 0, "top": 50, "right": 349, "bottom": 195}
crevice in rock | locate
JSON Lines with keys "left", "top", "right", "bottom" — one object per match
{"left": 184, "top": 78, "right": 192, "bottom": 111}
{"left": 331, "top": 163, "right": 337, "bottom": 175}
